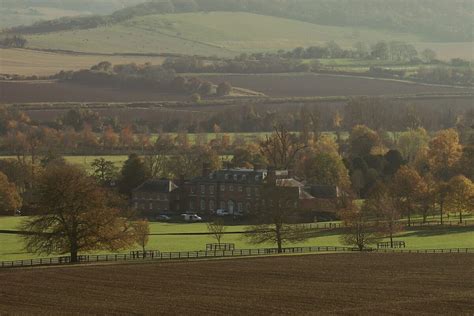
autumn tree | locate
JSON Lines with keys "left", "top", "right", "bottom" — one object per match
{"left": 397, "top": 128, "right": 430, "bottom": 163}
{"left": 348, "top": 125, "right": 381, "bottom": 157}
{"left": 206, "top": 219, "right": 226, "bottom": 246}
{"left": 428, "top": 129, "right": 462, "bottom": 180}
{"left": 260, "top": 124, "right": 306, "bottom": 170}
{"left": 340, "top": 205, "right": 378, "bottom": 251}
{"left": 244, "top": 182, "right": 310, "bottom": 253}
{"left": 0, "top": 171, "right": 22, "bottom": 215}
{"left": 391, "top": 166, "right": 423, "bottom": 226}
{"left": 446, "top": 175, "right": 474, "bottom": 223}
{"left": 21, "top": 164, "right": 136, "bottom": 262}
{"left": 133, "top": 219, "right": 150, "bottom": 254}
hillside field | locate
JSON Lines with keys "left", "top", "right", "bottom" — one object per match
{"left": 22, "top": 12, "right": 472, "bottom": 59}
{"left": 1, "top": 253, "right": 473, "bottom": 314}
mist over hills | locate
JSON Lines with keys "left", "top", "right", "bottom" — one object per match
{"left": 3, "top": 0, "right": 473, "bottom": 42}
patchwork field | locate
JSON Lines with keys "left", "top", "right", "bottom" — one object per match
{"left": 1, "top": 254, "right": 473, "bottom": 314}
{"left": 0, "top": 48, "right": 166, "bottom": 76}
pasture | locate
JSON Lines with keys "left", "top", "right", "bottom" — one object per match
{"left": 0, "top": 48, "right": 166, "bottom": 76}
{"left": 21, "top": 12, "right": 473, "bottom": 60}
{"left": 1, "top": 253, "right": 473, "bottom": 314}
{"left": 0, "top": 216, "right": 473, "bottom": 261}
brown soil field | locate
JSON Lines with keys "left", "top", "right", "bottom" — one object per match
{"left": 0, "top": 81, "right": 187, "bottom": 103}
{"left": 1, "top": 253, "right": 473, "bottom": 315}
{"left": 200, "top": 73, "right": 474, "bottom": 97}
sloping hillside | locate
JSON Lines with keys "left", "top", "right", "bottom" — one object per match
{"left": 6, "top": 0, "right": 473, "bottom": 42}
{"left": 24, "top": 12, "right": 423, "bottom": 56}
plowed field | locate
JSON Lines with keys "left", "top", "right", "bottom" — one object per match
{"left": 200, "top": 73, "right": 474, "bottom": 97}
{"left": 1, "top": 253, "right": 473, "bottom": 315}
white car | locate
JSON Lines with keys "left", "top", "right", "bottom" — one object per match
{"left": 216, "top": 209, "right": 231, "bottom": 216}
{"left": 181, "top": 214, "right": 202, "bottom": 222}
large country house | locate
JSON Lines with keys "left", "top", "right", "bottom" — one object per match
{"left": 132, "top": 165, "right": 340, "bottom": 219}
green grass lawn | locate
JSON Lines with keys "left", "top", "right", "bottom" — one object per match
{"left": 1, "top": 216, "right": 473, "bottom": 261}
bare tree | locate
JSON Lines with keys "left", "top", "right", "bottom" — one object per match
{"left": 340, "top": 205, "right": 378, "bottom": 251}
{"left": 206, "top": 219, "right": 226, "bottom": 246}
{"left": 244, "top": 182, "right": 310, "bottom": 253}
{"left": 133, "top": 219, "right": 150, "bottom": 254}
{"left": 260, "top": 124, "right": 306, "bottom": 169}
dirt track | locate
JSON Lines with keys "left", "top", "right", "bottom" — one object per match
{"left": 0, "top": 253, "right": 473, "bottom": 315}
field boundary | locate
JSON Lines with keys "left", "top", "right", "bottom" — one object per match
{"left": 1, "top": 246, "right": 473, "bottom": 269}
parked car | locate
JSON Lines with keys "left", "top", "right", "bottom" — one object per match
{"left": 216, "top": 209, "right": 231, "bottom": 216}
{"left": 181, "top": 213, "right": 202, "bottom": 222}
{"left": 156, "top": 214, "right": 171, "bottom": 222}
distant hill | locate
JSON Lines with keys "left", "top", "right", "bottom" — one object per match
{"left": 0, "top": 0, "right": 147, "bottom": 28}
{"left": 4, "top": 0, "right": 473, "bottom": 42}
{"left": 23, "top": 12, "right": 425, "bottom": 57}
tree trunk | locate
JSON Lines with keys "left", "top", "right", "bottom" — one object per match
{"left": 440, "top": 201, "right": 444, "bottom": 225}
{"left": 70, "top": 247, "right": 78, "bottom": 263}
{"left": 389, "top": 232, "right": 393, "bottom": 248}
{"left": 407, "top": 210, "right": 411, "bottom": 227}
{"left": 276, "top": 225, "right": 282, "bottom": 253}
{"left": 459, "top": 211, "right": 463, "bottom": 224}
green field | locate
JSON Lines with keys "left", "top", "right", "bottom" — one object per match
{"left": 22, "top": 12, "right": 473, "bottom": 60}
{"left": 1, "top": 216, "right": 473, "bottom": 261}
{"left": 25, "top": 12, "right": 423, "bottom": 57}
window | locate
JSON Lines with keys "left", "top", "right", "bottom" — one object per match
{"left": 237, "top": 202, "right": 243, "bottom": 212}
{"left": 190, "top": 186, "right": 195, "bottom": 194}
{"left": 220, "top": 184, "right": 225, "bottom": 192}
{"left": 189, "top": 201, "right": 194, "bottom": 211}
{"left": 229, "top": 185, "right": 234, "bottom": 192}
{"left": 255, "top": 188, "right": 260, "bottom": 196}
{"left": 149, "top": 203, "right": 153, "bottom": 210}
{"left": 242, "top": 175, "right": 247, "bottom": 181}
{"left": 227, "top": 200, "right": 235, "bottom": 213}
{"left": 220, "top": 201, "right": 226, "bottom": 210}
{"left": 246, "top": 187, "right": 251, "bottom": 196}
{"left": 238, "top": 186, "right": 243, "bottom": 192}
{"left": 134, "top": 202, "right": 138, "bottom": 209}
{"left": 209, "top": 173, "right": 213, "bottom": 179}
{"left": 245, "top": 203, "right": 251, "bottom": 212}
{"left": 209, "top": 200, "right": 215, "bottom": 211}
{"left": 209, "top": 185, "right": 214, "bottom": 194}
{"left": 225, "top": 174, "right": 230, "bottom": 180}
{"left": 200, "top": 199, "right": 206, "bottom": 211}
{"left": 233, "top": 174, "right": 238, "bottom": 181}
{"left": 200, "top": 185, "right": 205, "bottom": 195}
{"left": 255, "top": 175, "right": 260, "bottom": 181}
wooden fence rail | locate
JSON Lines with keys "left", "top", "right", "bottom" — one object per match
{"left": 1, "top": 247, "right": 473, "bottom": 269}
